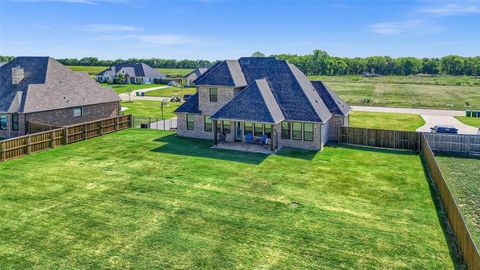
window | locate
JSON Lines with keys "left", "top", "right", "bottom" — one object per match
{"left": 281, "top": 122, "right": 291, "bottom": 139}
{"left": 292, "top": 122, "right": 302, "bottom": 140}
{"left": 73, "top": 107, "right": 82, "bottom": 117}
{"left": 304, "top": 123, "right": 313, "bottom": 141}
{"left": 264, "top": 125, "right": 272, "bottom": 137}
{"left": 186, "top": 114, "right": 194, "bottom": 130}
{"left": 244, "top": 122, "right": 253, "bottom": 135}
{"left": 223, "top": 121, "right": 231, "bottom": 134}
{"left": 12, "top": 114, "right": 19, "bottom": 131}
{"left": 0, "top": 114, "right": 6, "bottom": 130}
{"left": 204, "top": 115, "right": 212, "bottom": 132}
{"left": 209, "top": 88, "right": 218, "bottom": 102}
{"left": 254, "top": 123, "right": 263, "bottom": 137}
{"left": 216, "top": 120, "right": 222, "bottom": 132}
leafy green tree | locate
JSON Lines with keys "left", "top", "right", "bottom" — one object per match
{"left": 251, "top": 51, "right": 266, "bottom": 57}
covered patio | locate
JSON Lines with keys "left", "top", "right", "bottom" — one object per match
{"left": 212, "top": 140, "right": 277, "bottom": 154}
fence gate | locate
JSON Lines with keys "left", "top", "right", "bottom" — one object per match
{"left": 131, "top": 116, "right": 177, "bottom": 131}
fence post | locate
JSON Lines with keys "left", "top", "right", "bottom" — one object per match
{"left": 129, "top": 115, "right": 133, "bottom": 128}
{"left": 365, "top": 128, "right": 368, "bottom": 146}
{"left": 64, "top": 127, "right": 69, "bottom": 145}
{"left": 0, "top": 141, "right": 5, "bottom": 162}
{"left": 99, "top": 120, "right": 103, "bottom": 135}
{"left": 83, "top": 124, "right": 88, "bottom": 140}
{"left": 50, "top": 130, "right": 55, "bottom": 148}
{"left": 393, "top": 131, "right": 396, "bottom": 149}
{"left": 115, "top": 116, "right": 119, "bottom": 131}
{"left": 26, "top": 136, "right": 31, "bottom": 155}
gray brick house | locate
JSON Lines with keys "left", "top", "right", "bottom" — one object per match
{"left": 174, "top": 57, "right": 351, "bottom": 152}
{"left": 0, "top": 57, "right": 121, "bottom": 139}
{"left": 96, "top": 63, "right": 166, "bottom": 84}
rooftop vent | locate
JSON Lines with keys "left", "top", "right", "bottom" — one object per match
{"left": 12, "top": 66, "right": 24, "bottom": 85}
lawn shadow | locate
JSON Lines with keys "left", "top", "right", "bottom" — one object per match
{"left": 151, "top": 134, "right": 268, "bottom": 165}
{"left": 326, "top": 143, "right": 419, "bottom": 156}
{"left": 275, "top": 147, "right": 318, "bottom": 161}
{"left": 420, "top": 157, "right": 466, "bottom": 270}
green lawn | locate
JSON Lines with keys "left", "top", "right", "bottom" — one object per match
{"left": 436, "top": 155, "right": 480, "bottom": 247}
{"left": 100, "top": 83, "right": 167, "bottom": 95}
{"left": 145, "top": 87, "right": 196, "bottom": 97}
{"left": 324, "top": 82, "right": 480, "bottom": 110}
{"left": 121, "top": 101, "right": 181, "bottom": 118}
{"left": 159, "top": 68, "right": 193, "bottom": 78}
{"left": 350, "top": 111, "right": 425, "bottom": 131}
{"left": 309, "top": 75, "right": 480, "bottom": 86}
{"left": 455, "top": 116, "right": 480, "bottom": 128}
{"left": 68, "top": 65, "right": 107, "bottom": 75}
{"left": 0, "top": 129, "right": 455, "bottom": 269}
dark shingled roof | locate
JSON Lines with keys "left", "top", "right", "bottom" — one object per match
{"left": 97, "top": 62, "right": 165, "bottom": 78}
{"left": 193, "top": 60, "right": 247, "bottom": 87}
{"left": 211, "top": 79, "right": 284, "bottom": 124}
{"left": 183, "top": 67, "right": 208, "bottom": 79}
{"left": 311, "top": 81, "right": 351, "bottom": 116}
{"left": 174, "top": 93, "right": 200, "bottom": 114}
{"left": 0, "top": 57, "right": 121, "bottom": 113}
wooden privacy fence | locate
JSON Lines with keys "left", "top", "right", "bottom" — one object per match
{"left": 27, "top": 121, "right": 62, "bottom": 134}
{"left": 424, "top": 133, "right": 480, "bottom": 155}
{"left": 421, "top": 135, "right": 480, "bottom": 270}
{"left": 338, "top": 127, "right": 422, "bottom": 150}
{"left": 0, "top": 115, "right": 131, "bottom": 162}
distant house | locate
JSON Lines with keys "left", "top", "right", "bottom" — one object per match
{"left": 96, "top": 63, "right": 166, "bottom": 84}
{"left": 183, "top": 68, "right": 208, "bottom": 87}
{"left": 174, "top": 57, "right": 351, "bottom": 152}
{"left": 0, "top": 57, "right": 121, "bottom": 139}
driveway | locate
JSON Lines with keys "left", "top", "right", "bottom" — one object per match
{"left": 352, "top": 106, "right": 478, "bottom": 135}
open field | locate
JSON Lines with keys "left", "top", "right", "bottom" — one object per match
{"left": 121, "top": 101, "right": 181, "bottom": 118}
{"left": 68, "top": 65, "right": 107, "bottom": 75}
{"left": 350, "top": 111, "right": 425, "bottom": 131}
{"left": 0, "top": 129, "right": 456, "bottom": 269}
{"left": 100, "top": 83, "right": 167, "bottom": 95}
{"left": 455, "top": 116, "right": 480, "bottom": 128}
{"left": 145, "top": 87, "right": 196, "bottom": 97}
{"left": 324, "top": 82, "right": 480, "bottom": 110}
{"left": 310, "top": 75, "right": 480, "bottom": 86}
{"left": 159, "top": 68, "right": 193, "bottom": 78}
{"left": 436, "top": 155, "right": 480, "bottom": 247}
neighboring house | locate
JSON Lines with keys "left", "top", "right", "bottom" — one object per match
{"left": 183, "top": 67, "right": 208, "bottom": 87}
{"left": 174, "top": 57, "right": 351, "bottom": 152}
{"left": 0, "top": 57, "right": 121, "bottom": 139}
{"left": 96, "top": 63, "right": 166, "bottom": 84}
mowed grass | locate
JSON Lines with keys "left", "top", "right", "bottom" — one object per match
{"left": 350, "top": 111, "right": 425, "bottom": 131}
{"left": 455, "top": 116, "right": 480, "bottom": 128}
{"left": 0, "top": 129, "right": 455, "bottom": 269}
{"left": 159, "top": 68, "right": 193, "bottom": 78}
{"left": 325, "top": 82, "right": 480, "bottom": 110}
{"left": 146, "top": 87, "right": 196, "bottom": 97}
{"left": 121, "top": 101, "right": 181, "bottom": 118}
{"left": 435, "top": 155, "right": 480, "bottom": 247}
{"left": 68, "top": 65, "right": 107, "bottom": 75}
{"left": 309, "top": 75, "right": 480, "bottom": 86}
{"left": 100, "top": 83, "right": 167, "bottom": 95}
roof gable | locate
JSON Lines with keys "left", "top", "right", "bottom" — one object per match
{"left": 311, "top": 81, "right": 351, "bottom": 116}
{"left": 194, "top": 61, "right": 246, "bottom": 87}
{"left": 174, "top": 93, "right": 200, "bottom": 114}
{"left": 211, "top": 79, "right": 284, "bottom": 124}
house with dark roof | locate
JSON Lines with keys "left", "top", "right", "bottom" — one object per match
{"left": 174, "top": 57, "right": 351, "bottom": 152}
{"left": 183, "top": 67, "right": 208, "bottom": 87}
{"left": 0, "top": 57, "right": 121, "bottom": 138}
{"left": 96, "top": 63, "right": 166, "bottom": 84}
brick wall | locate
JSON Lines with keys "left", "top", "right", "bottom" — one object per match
{"left": 275, "top": 122, "right": 322, "bottom": 151}
{"left": 328, "top": 115, "right": 349, "bottom": 142}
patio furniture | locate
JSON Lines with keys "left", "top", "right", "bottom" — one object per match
{"left": 245, "top": 132, "right": 254, "bottom": 143}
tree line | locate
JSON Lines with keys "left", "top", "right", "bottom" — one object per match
{"left": 1, "top": 50, "right": 479, "bottom": 76}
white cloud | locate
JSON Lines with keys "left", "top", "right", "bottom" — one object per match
{"left": 77, "top": 24, "right": 140, "bottom": 32}
{"left": 369, "top": 19, "right": 444, "bottom": 35}
{"left": 418, "top": 3, "right": 480, "bottom": 16}
{"left": 92, "top": 34, "right": 194, "bottom": 46}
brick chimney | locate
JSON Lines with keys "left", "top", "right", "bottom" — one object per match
{"left": 12, "top": 66, "right": 24, "bottom": 84}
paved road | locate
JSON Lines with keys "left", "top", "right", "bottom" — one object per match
{"left": 119, "top": 86, "right": 171, "bottom": 101}
{"left": 352, "top": 106, "right": 478, "bottom": 135}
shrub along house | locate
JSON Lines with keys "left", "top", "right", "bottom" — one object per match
{"left": 0, "top": 57, "right": 121, "bottom": 139}
{"left": 174, "top": 57, "right": 351, "bottom": 152}
{"left": 96, "top": 63, "right": 166, "bottom": 84}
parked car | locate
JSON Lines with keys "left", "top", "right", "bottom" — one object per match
{"left": 170, "top": 96, "right": 181, "bottom": 102}
{"left": 430, "top": 125, "right": 458, "bottom": 134}
{"left": 183, "top": 94, "right": 193, "bottom": 102}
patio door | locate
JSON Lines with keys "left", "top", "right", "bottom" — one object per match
{"left": 235, "top": 122, "right": 242, "bottom": 141}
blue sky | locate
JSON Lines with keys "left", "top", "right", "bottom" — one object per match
{"left": 0, "top": 0, "right": 479, "bottom": 60}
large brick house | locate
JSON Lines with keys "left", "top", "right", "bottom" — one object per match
{"left": 174, "top": 57, "right": 351, "bottom": 152}
{"left": 0, "top": 57, "right": 121, "bottom": 139}
{"left": 96, "top": 62, "right": 166, "bottom": 84}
